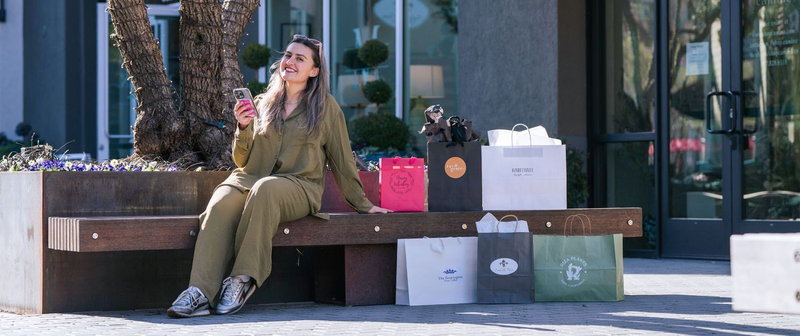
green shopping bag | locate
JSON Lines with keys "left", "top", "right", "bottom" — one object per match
{"left": 532, "top": 214, "right": 624, "bottom": 302}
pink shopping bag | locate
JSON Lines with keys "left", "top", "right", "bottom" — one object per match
{"left": 380, "top": 157, "right": 425, "bottom": 212}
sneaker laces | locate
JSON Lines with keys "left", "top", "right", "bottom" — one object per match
{"left": 173, "top": 287, "right": 202, "bottom": 307}
{"left": 221, "top": 277, "right": 246, "bottom": 303}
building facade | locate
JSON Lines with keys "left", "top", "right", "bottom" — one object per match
{"left": 1, "top": 0, "right": 799, "bottom": 259}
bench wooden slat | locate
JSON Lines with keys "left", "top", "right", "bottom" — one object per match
{"left": 48, "top": 208, "right": 642, "bottom": 252}
{"left": 48, "top": 216, "right": 198, "bottom": 252}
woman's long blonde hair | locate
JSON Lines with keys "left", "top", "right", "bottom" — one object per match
{"left": 254, "top": 35, "right": 329, "bottom": 136}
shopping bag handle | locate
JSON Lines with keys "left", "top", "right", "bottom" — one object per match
{"left": 564, "top": 214, "right": 592, "bottom": 235}
{"left": 428, "top": 237, "right": 464, "bottom": 254}
{"left": 497, "top": 215, "right": 520, "bottom": 232}
{"left": 430, "top": 238, "right": 445, "bottom": 254}
{"left": 510, "top": 123, "right": 533, "bottom": 148}
{"left": 393, "top": 156, "right": 418, "bottom": 164}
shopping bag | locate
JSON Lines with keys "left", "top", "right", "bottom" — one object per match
{"left": 427, "top": 142, "right": 483, "bottom": 212}
{"left": 731, "top": 233, "right": 800, "bottom": 314}
{"left": 396, "top": 237, "right": 478, "bottom": 306}
{"left": 481, "top": 142, "right": 566, "bottom": 211}
{"left": 475, "top": 212, "right": 530, "bottom": 233}
{"left": 477, "top": 215, "right": 535, "bottom": 303}
{"left": 488, "top": 124, "right": 562, "bottom": 146}
{"left": 379, "top": 157, "right": 425, "bottom": 212}
{"left": 532, "top": 215, "right": 624, "bottom": 302}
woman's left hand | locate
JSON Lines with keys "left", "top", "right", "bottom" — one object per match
{"left": 367, "top": 206, "right": 393, "bottom": 214}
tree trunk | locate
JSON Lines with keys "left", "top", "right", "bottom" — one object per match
{"left": 179, "top": 0, "right": 228, "bottom": 168}
{"left": 107, "top": 0, "right": 185, "bottom": 159}
{"left": 220, "top": 0, "right": 262, "bottom": 113}
{"left": 107, "top": 0, "right": 261, "bottom": 169}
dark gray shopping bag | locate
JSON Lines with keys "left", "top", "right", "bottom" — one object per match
{"left": 477, "top": 215, "right": 534, "bottom": 303}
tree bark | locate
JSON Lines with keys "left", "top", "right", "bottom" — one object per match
{"left": 221, "top": 0, "right": 262, "bottom": 110}
{"left": 179, "top": 0, "right": 228, "bottom": 168}
{"left": 108, "top": 0, "right": 186, "bottom": 159}
{"left": 107, "top": 0, "right": 260, "bottom": 169}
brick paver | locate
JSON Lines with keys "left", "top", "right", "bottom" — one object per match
{"left": 1, "top": 258, "right": 798, "bottom": 335}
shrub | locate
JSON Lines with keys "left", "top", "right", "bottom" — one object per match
{"left": 358, "top": 39, "right": 389, "bottom": 68}
{"left": 566, "top": 146, "right": 588, "bottom": 208}
{"left": 343, "top": 48, "right": 369, "bottom": 70}
{"left": 247, "top": 81, "right": 268, "bottom": 96}
{"left": 349, "top": 112, "right": 410, "bottom": 151}
{"left": 242, "top": 43, "right": 272, "bottom": 71}
{"left": 362, "top": 79, "right": 393, "bottom": 106}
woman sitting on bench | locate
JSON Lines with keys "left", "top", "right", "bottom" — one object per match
{"left": 167, "top": 34, "right": 392, "bottom": 318}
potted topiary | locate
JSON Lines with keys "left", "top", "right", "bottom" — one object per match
{"left": 349, "top": 111, "right": 413, "bottom": 163}
{"left": 242, "top": 42, "right": 272, "bottom": 95}
{"left": 357, "top": 39, "right": 393, "bottom": 112}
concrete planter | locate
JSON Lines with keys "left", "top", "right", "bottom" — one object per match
{"left": 0, "top": 170, "right": 378, "bottom": 314}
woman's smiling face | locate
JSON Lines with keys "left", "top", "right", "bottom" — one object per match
{"left": 280, "top": 42, "right": 319, "bottom": 84}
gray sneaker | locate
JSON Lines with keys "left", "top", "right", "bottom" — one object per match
{"left": 215, "top": 276, "right": 256, "bottom": 315}
{"left": 167, "top": 287, "right": 210, "bottom": 318}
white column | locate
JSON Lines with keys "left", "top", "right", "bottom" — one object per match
{"left": 323, "top": 0, "right": 331, "bottom": 85}
{"left": 259, "top": 0, "right": 267, "bottom": 82}
{"left": 394, "top": 0, "right": 404, "bottom": 120}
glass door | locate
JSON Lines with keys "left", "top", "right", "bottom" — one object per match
{"left": 662, "top": 0, "right": 732, "bottom": 258}
{"left": 734, "top": 1, "right": 800, "bottom": 233}
{"left": 663, "top": 0, "right": 800, "bottom": 259}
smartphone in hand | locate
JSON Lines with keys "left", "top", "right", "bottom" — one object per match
{"left": 233, "top": 88, "right": 256, "bottom": 117}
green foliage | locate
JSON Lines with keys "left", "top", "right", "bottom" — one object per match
{"left": 247, "top": 81, "right": 268, "bottom": 96}
{"left": 566, "top": 145, "right": 589, "bottom": 208}
{"left": 0, "top": 123, "right": 41, "bottom": 159}
{"left": 362, "top": 79, "right": 393, "bottom": 106}
{"left": 242, "top": 43, "right": 272, "bottom": 71}
{"left": 343, "top": 48, "right": 369, "bottom": 70}
{"left": 357, "top": 39, "right": 389, "bottom": 68}
{"left": 349, "top": 112, "right": 410, "bottom": 151}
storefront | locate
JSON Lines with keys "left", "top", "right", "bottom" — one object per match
{"left": 591, "top": 0, "right": 800, "bottom": 259}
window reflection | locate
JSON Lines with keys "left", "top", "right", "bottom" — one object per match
{"left": 595, "top": 142, "right": 657, "bottom": 249}
{"left": 741, "top": 1, "right": 800, "bottom": 220}
{"left": 667, "top": 0, "right": 724, "bottom": 219}
{"left": 332, "top": 0, "right": 397, "bottom": 122}
{"left": 598, "top": 0, "right": 656, "bottom": 135}
{"left": 406, "top": 0, "right": 458, "bottom": 155}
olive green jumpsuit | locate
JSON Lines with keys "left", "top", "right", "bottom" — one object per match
{"left": 189, "top": 94, "right": 374, "bottom": 300}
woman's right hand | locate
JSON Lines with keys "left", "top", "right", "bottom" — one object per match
{"left": 234, "top": 100, "right": 256, "bottom": 129}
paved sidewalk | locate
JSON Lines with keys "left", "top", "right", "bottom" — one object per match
{"left": 2, "top": 258, "right": 799, "bottom": 335}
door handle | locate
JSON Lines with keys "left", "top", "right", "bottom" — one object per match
{"left": 705, "top": 91, "right": 736, "bottom": 135}
{"left": 731, "top": 91, "right": 759, "bottom": 135}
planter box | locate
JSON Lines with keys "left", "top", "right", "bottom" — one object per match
{"left": 0, "top": 170, "right": 378, "bottom": 314}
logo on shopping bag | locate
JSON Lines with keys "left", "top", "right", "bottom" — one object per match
{"left": 511, "top": 167, "right": 535, "bottom": 177}
{"left": 438, "top": 268, "right": 463, "bottom": 282}
{"left": 390, "top": 170, "right": 414, "bottom": 194}
{"left": 444, "top": 157, "right": 467, "bottom": 179}
{"left": 559, "top": 257, "right": 588, "bottom": 287}
{"left": 490, "top": 258, "right": 518, "bottom": 275}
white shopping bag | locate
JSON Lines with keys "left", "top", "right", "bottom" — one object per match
{"left": 481, "top": 144, "right": 566, "bottom": 210}
{"left": 731, "top": 233, "right": 800, "bottom": 314}
{"left": 396, "top": 237, "right": 478, "bottom": 306}
{"left": 488, "top": 124, "right": 562, "bottom": 146}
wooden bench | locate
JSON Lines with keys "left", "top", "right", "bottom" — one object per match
{"left": 48, "top": 208, "right": 642, "bottom": 306}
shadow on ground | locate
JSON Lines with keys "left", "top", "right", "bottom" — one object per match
{"left": 84, "top": 294, "right": 793, "bottom": 335}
